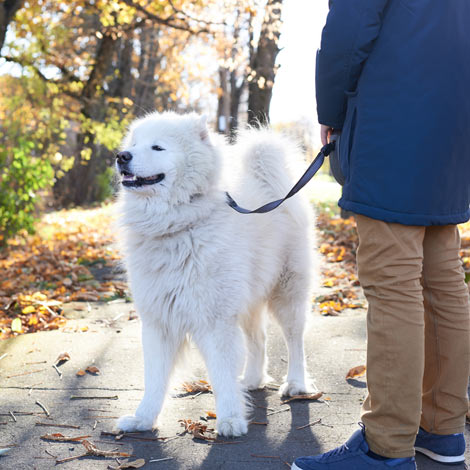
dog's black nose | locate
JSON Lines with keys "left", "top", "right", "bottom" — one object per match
{"left": 116, "top": 151, "right": 133, "bottom": 165}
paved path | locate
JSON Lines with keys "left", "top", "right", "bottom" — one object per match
{"left": 0, "top": 300, "right": 468, "bottom": 469}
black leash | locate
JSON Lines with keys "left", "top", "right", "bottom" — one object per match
{"left": 225, "top": 141, "right": 336, "bottom": 214}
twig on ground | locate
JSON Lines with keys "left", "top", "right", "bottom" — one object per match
{"left": 86, "top": 416, "right": 119, "bottom": 419}
{"left": 28, "top": 382, "right": 44, "bottom": 396}
{"left": 36, "top": 422, "right": 80, "bottom": 429}
{"left": 41, "top": 433, "right": 91, "bottom": 442}
{"left": 251, "top": 454, "right": 281, "bottom": 459}
{"left": 52, "top": 364, "right": 63, "bottom": 379}
{"left": 296, "top": 418, "right": 322, "bottom": 430}
{"left": 9, "top": 411, "right": 16, "bottom": 422}
{"left": 255, "top": 405, "right": 275, "bottom": 411}
{"left": 266, "top": 407, "right": 290, "bottom": 417}
{"left": 251, "top": 421, "right": 268, "bottom": 425}
{"left": 101, "top": 431, "right": 168, "bottom": 442}
{"left": 45, "top": 449, "right": 57, "bottom": 459}
{"left": 0, "top": 411, "right": 35, "bottom": 416}
{"left": 35, "top": 400, "right": 50, "bottom": 417}
{"left": 24, "top": 360, "right": 47, "bottom": 365}
{"left": 6, "top": 368, "right": 46, "bottom": 378}
{"left": 70, "top": 395, "right": 118, "bottom": 400}
{"left": 149, "top": 457, "right": 173, "bottom": 463}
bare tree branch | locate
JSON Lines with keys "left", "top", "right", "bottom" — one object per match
{"left": 167, "top": 0, "right": 225, "bottom": 27}
{"left": 118, "top": 0, "right": 210, "bottom": 35}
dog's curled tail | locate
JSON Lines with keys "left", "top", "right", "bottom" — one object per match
{"left": 237, "top": 128, "right": 306, "bottom": 201}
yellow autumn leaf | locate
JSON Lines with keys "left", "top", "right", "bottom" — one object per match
{"left": 22, "top": 305, "right": 36, "bottom": 314}
{"left": 11, "top": 318, "right": 22, "bottom": 333}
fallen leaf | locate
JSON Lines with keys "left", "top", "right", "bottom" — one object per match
{"left": 11, "top": 317, "right": 22, "bottom": 333}
{"left": 206, "top": 411, "right": 216, "bottom": 418}
{"left": 76, "top": 369, "right": 86, "bottom": 376}
{"left": 346, "top": 365, "right": 367, "bottom": 380}
{"left": 179, "top": 419, "right": 216, "bottom": 441}
{"left": 182, "top": 380, "right": 212, "bottom": 393}
{"left": 81, "top": 439, "right": 130, "bottom": 457}
{"left": 55, "top": 352, "right": 71, "bottom": 365}
{"left": 85, "top": 365, "right": 100, "bottom": 375}
{"left": 281, "top": 392, "right": 324, "bottom": 404}
{"left": 22, "top": 305, "right": 36, "bottom": 314}
{"left": 108, "top": 459, "right": 146, "bottom": 470}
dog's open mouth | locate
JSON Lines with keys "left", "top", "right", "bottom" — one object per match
{"left": 121, "top": 170, "right": 165, "bottom": 187}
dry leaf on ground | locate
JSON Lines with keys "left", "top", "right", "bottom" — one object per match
{"left": 182, "top": 380, "right": 211, "bottom": 393}
{"left": 108, "top": 458, "right": 145, "bottom": 469}
{"left": 76, "top": 369, "right": 86, "bottom": 376}
{"left": 179, "top": 419, "right": 216, "bottom": 441}
{"left": 346, "top": 365, "right": 367, "bottom": 380}
{"left": 55, "top": 352, "right": 70, "bottom": 365}
{"left": 282, "top": 392, "right": 323, "bottom": 404}
{"left": 85, "top": 365, "right": 100, "bottom": 375}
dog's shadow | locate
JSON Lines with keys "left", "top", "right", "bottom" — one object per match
{"left": 196, "top": 388, "right": 322, "bottom": 470}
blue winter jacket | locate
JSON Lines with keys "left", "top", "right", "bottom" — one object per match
{"left": 316, "top": 0, "right": 470, "bottom": 225}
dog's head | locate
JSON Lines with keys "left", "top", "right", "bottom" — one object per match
{"left": 116, "top": 112, "right": 220, "bottom": 204}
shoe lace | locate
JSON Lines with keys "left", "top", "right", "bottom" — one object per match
{"left": 318, "top": 442, "right": 350, "bottom": 461}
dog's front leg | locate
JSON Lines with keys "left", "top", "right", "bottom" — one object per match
{"left": 117, "top": 323, "right": 182, "bottom": 432}
{"left": 194, "top": 321, "right": 248, "bottom": 437}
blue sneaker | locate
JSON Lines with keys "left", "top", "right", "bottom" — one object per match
{"left": 292, "top": 427, "right": 416, "bottom": 469}
{"left": 414, "top": 427, "right": 465, "bottom": 465}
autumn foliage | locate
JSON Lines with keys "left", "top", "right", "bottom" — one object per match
{"left": 0, "top": 205, "right": 122, "bottom": 338}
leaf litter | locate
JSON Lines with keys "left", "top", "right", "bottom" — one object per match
{"left": 0, "top": 206, "right": 123, "bottom": 339}
{"left": 346, "top": 365, "right": 367, "bottom": 380}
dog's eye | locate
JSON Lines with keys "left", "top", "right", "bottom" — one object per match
{"left": 152, "top": 145, "right": 165, "bottom": 151}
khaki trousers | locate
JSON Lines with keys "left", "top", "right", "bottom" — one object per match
{"left": 355, "top": 214, "right": 470, "bottom": 458}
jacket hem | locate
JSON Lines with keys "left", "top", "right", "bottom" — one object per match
{"left": 338, "top": 198, "right": 470, "bottom": 226}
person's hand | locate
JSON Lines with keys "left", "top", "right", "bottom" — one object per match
{"left": 320, "top": 124, "right": 334, "bottom": 146}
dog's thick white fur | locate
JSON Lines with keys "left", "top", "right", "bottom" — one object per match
{"left": 115, "top": 112, "right": 317, "bottom": 437}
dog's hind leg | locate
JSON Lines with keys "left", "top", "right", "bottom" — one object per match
{"left": 240, "top": 303, "right": 272, "bottom": 390}
{"left": 268, "top": 272, "right": 311, "bottom": 397}
{"left": 116, "top": 322, "right": 184, "bottom": 432}
{"left": 193, "top": 320, "right": 248, "bottom": 437}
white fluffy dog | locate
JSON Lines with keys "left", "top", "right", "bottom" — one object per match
{"left": 115, "top": 112, "right": 317, "bottom": 437}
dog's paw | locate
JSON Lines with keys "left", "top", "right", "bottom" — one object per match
{"left": 279, "top": 380, "right": 310, "bottom": 397}
{"left": 116, "top": 414, "right": 154, "bottom": 432}
{"left": 216, "top": 416, "right": 248, "bottom": 437}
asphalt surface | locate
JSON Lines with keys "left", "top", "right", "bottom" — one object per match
{"left": 0, "top": 300, "right": 468, "bottom": 470}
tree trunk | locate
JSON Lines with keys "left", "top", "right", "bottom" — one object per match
{"left": 247, "top": 0, "right": 283, "bottom": 127}
{"left": 0, "top": 0, "right": 24, "bottom": 53}
{"left": 53, "top": 34, "right": 118, "bottom": 206}
{"left": 216, "top": 67, "right": 230, "bottom": 135}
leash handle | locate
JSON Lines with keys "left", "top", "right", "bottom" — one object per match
{"left": 226, "top": 141, "right": 336, "bottom": 214}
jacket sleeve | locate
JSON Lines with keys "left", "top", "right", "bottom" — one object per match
{"left": 316, "top": 0, "right": 389, "bottom": 129}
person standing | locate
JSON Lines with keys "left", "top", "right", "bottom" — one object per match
{"left": 293, "top": 0, "right": 470, "bottom": 469}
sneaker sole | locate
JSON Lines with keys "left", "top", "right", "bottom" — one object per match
{"left": 415, "top": 446, "right": 465, "bottom": 465}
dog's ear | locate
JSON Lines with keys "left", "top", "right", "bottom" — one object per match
{"left": 198, "top": 115, "right": 210, "bottom": 142}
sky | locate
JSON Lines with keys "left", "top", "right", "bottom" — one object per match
{"left": 270, "top": 0, "right": 329, "bottom": 130}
